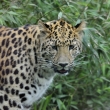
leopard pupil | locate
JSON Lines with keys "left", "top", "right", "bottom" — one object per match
{"left": 69, "top": 45, "right": 74, "bottom": 50}
{"left": 52, "top": 46, "right": 57, "bottom": 50}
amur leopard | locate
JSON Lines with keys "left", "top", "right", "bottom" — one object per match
{"left": 0, "top": 19, "right": 85, "bottom": 110}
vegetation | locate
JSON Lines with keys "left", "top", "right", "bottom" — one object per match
{"left": 0, "top": 0, "right": 110, "bottom": 110}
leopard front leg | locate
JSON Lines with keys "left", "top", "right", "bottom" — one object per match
{"left": 0, "top": 91, "right": 23, "bottom": 110}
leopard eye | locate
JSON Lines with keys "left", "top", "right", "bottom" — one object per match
{"left": 69, "top": 45, "right": 74, "bottom": 50}
{"left": 52, "top": 46, "right": 57, "bottom": 50}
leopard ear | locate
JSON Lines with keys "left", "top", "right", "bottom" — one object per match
{"left": 74, "top": 21, "right": 86, "bottom": 32}
{"left": 38, "top": 20, "right": 50, "bottom": 31}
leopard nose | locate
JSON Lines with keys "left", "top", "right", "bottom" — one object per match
{"left": 59, "top": 63, "right": 68, "bottom": 67}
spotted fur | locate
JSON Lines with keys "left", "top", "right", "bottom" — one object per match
{"left": 0, "top": 19, "right": 85, "bottom": 110}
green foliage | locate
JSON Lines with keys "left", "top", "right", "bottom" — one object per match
{"left": 0, "top": 0, "right": 110, "bottom": 110}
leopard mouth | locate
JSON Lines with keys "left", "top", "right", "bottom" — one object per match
{"left": 54, "top": 68, "right": 69, "bottom": 74}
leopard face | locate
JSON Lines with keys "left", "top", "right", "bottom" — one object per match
{"left": 38, "top": 19, "right": 85, "bottom": 75}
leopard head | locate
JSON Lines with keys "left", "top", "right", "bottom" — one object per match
{"left": 38, "top": 19, "right": 86, "bottom": 75}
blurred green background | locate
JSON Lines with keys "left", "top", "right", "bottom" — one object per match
{"left": 0, "top": 0, "right": 110, "bottom": 110}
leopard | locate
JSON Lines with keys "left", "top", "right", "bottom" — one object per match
{"left": 0, "top": 19, "right": 85, "bottom": 110}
